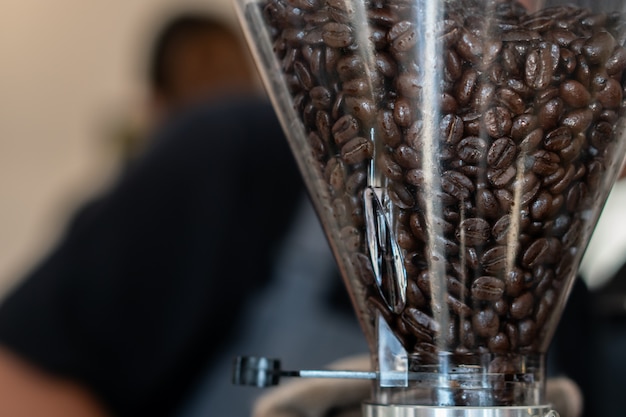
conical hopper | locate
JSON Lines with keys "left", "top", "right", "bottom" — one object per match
{"left": 235, "top": 0, "right": 626, "bottom": 411}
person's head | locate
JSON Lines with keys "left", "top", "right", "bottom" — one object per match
{"left": 148, "top": 13, "right": 257, "bottom": 118}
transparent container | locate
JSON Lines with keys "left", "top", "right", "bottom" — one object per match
{"left": 234, "top": 0, "right": 626, "bottom": 410}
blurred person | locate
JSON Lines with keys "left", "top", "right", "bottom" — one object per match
{"left": 146, "top": 12, "right": 258, "bottom": 127}
{"left": 0, "top": 9, "right": 312, "bottom": 417}
{"left": 112, "top": 12, "right": 259, "bottom": 162}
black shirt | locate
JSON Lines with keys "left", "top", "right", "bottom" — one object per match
{"left": 0, "top": 96, "right": 304, "bottom": 417}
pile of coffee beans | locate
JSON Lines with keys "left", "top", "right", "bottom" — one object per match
{"left": 260, "top": 0, "right": 626, "bottom": 403}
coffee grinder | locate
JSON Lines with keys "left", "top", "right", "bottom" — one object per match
{"left": 232, "top": 0, "right": 626, "bottom": 415}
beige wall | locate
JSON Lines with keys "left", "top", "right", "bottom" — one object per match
{"left": 0, "top": 0, "right": 237, "bottom": 297}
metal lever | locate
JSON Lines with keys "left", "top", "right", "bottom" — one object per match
{"left": 232, "top": 356, "right": 376, "bottom": 387}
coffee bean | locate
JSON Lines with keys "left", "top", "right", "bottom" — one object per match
{"left": 476, "top": 187, "right": 500, "bottom": 219}
{"left": 377, "top": 110, "right": 402, "bottom": 148}
{"left": 440, "top": 114, "right": 464, "bottom": 145}
{"left": 518, "top": 319, "right": 537, "bottom": 346}
{"left": 481, "top": 245, "right": 509, "bottom": 275}
{"left": 322, "top": 22, "right": 353, "bottom": 48}
{"left": 472, "top": 308, "right": 500, "bottom": 338}
{"left": 332, "top": 114, "right": 359, "bottom": 146}
{"left": 456, "top": 68, "right": 479, "bottom": 106}
{"left": 395, "top": 144, "right": 421, "bottom": 169}
{"left": 583, "top": 30, "right": 616, "bottom": 65}
{"left": 488, "top": 137, "right": 516, "bottom": 170}
{"left": 396, "top": 72, "right": 422, "bottom": 99}
{"left": 488, "top": 165, "right": 516, "bottom": 188}
{"left": 531, "top": 149, "right": 561, "bottom": 176}
{"left": 388, "top": 21, "right": 418, "bottom": 56}
{"left": 457, "top": 136, "right": 488, "bottom": 165}
{"left": 471, "top": 276, "right": 505, "bottom": 301}
{"left": 538, "top": 97, "right": 565, "bottom": 130}
{"left": 511, "top": 291, "right": 534, "bottom": 319}
{"left": 441, "top": 170, "right": 474, "bottom": 200}
{"left": 341, "top": 136, "right": 373, "bottom": 164}
{"left": 596, "top": 77, "right": 623, "bottom": 109}
{"left": 560, "top": 79, "right": 591, "bottom": 107}
{"left": 483, "top": 106, "right": 513, "bottom": 138}
{"left": 457, "top": 218, "right": 491, "bottom": 246}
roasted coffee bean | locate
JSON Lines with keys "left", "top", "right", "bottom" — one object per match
{"left": 481, "top": 245, "right": 509, "bottom": 275}
{"left": 344, "top": 96, "right": 376, "bottom": 123}
{"left": 378, "top": 152, "right": 403, "bottom": 181}
{"left": 332, "top": 114, "right": 359, "bottom": 146}
{"left": 559, "top": 132, "right": 585, "bottom": 163}
{"left": 511, "top": 114, "right": 539, "bottom": 141}
{"left": 544, "top": 126, "right": 572, "bottom": 152}
{"left": 532, "top": 149, "right": 561, "bottom": 176}
{"left": 404, "top": 307, "right": 439, "bottom": 334}
{"left": 310, "top": 85, "right": 333, "bottom": 109}
{"left": 606, "top": 46, "right": 626, "bottom": 76}
{"left": 492, "top": 215, "right": 511, "bottom": 245}
{"left": 488, "top": 137, "right": 516, "bottom": 170}
{"left": 472, "top": 308, "right": 500, "bottom": 338}
{"left": 483, "top": 106, "right": 512, "bottom": 138}
{"left": 488, "top": 332, "right": 510, "bottom": 353}
{"left": 522, "top": 237, "right": 552, "bottom": 269}
{"left": 441, "top": 170, "right": 474, "bottom": 200}
{"left": 406, "top": 279, "right": 427, "bottom": 308}
{"left": 583, "top": 30, "right": 616, "bottom": 65}
{"left": 389, "top": 182, "right": 415, "bottom": 209}
{"left": 324, "top": 157, "right": 346, "bottom": 193}
{"left": 471, "top": 276, "right": 505, "bottom": 301}
{"left": 488, "top": 165, "right": 516, "bottom": 188}
{"left": 559, "top": 47, "right": 577, "bottom": 74}
{"left": 457, "top": 136, "right": 488, "bottom": 165}
{"left": 525, "top": 44, "right": 556, "bottom": 90}
{"left": 590, "top": 120, "right": 614, "bottom": 150}
{"left": 345, "top": 170, "right": 367, "bottom": 194}
{"left": 396, "top": 72, "right": 422, "bottom": 99}
{"left": 520, "top": 127, "right": 544, "bottom": 153}
{"left": 393, "top": 96, "right": 414, "bottom": 127}
{"left": 456, "top": 68, "right": 479, "bottom": 106}
{"left": 343, "top": 78, "right": 370, "bottom": 96}
{"left": 531, "top": 190, "right": 553, "bottom": 220}
{"left": 518, "top": 319, "right": 537, "bottom": 346}
{"left": 560, "top": 79, "right": 591, "bottom": 108}
{"left": 476, "top": 187, "right": 500, "bottom": 219}
{"left": 561, "top": 108, "right": 593, "bottom": 135}
{"left": 446, "top": 276, "right": 466, "bottom": 299}
{"left": 440, "top": 114, "right": 464, "bottom": 145}
{"left": 457, "top": 29, "right": 483, "bottom": 64}
{"left": 596, "top": 77, "right": 623, "bottom": 109}
{"left": 448, "top": 294, "right": 472, "bottom": 317}
{"left": 395, "top": 144, "right": 421, "bottom": 169}
{"left": 308, "top": 131, "right": 326, "bottom": 160}
{"left": 510, "top": 291, "right": 534, "bottom": 319}
{"left": 494, "top": 188, "right": 514, "bottom": 213}
{"left": 341, "top": 136, "right": 373, "bottom": 165}
{"left": 388, "top": 21, "right": 418, "bottom": 56}
{"left": 548, "top": 162, "right": 576, "bottom": 194}
{"left": 457, "top": 218, "right": 491, "bottom": 247}
{"left": 377, "top": 110, "right": 402, "bottom": 148}
{"left": 336, "top": 54, "right": 365, "bottom": 81}
{"left": 507, "top": 267, "right": 533, "bottom": 298}
{"left": 538, "top": 97, "right": 565, "bottom": 130}
{"left": 322, "top": 22, "right": 353, "bottom": 48}
{"left": 497, "top": 88, "right": 525, "bottom": 115}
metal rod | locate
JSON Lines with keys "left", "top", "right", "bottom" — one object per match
{"left": 292, "top": 370, "right": 378, "bottom": 380}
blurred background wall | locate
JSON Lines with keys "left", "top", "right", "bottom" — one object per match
{"left": 0, "top": 0, "right": 239, "bottom": 297}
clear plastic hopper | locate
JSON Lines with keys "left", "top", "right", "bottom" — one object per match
{"left": 233, "top": 0, "right": 626, "bottom": 415}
